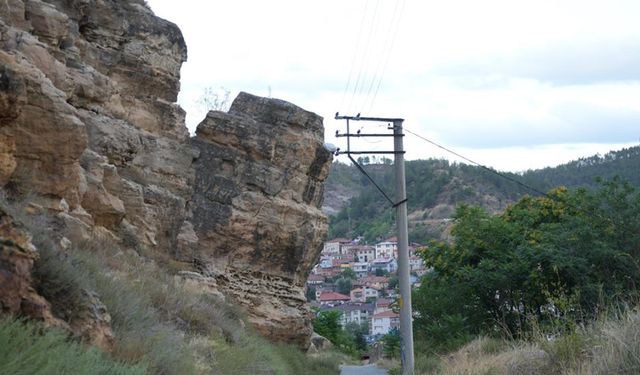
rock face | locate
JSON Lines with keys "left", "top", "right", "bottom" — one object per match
{"left": 192, "top": 92, "right": 331, "bottom": 348}
{"left": 0, "top": 0, "right": 330, "bottom": 349}
{"left": 0, "top": 0, "right": 193, "bottom": 255}
{"left": 0, "top": 207, "right": 62, "bottom": 327}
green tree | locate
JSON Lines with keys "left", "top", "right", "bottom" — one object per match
{"left": 414, "top": 179, "right": 640, "bottom": 339}
{"left": 381, "top": 328, "right": 401, "bottom": 358}
{"left": 340, "top": 268, "right": 357, "bottom": 280}
{"left": 305, "top": 286, "right": 316, "bottom": 302}
{"left": 388, "top": 274, "right": 399, "bottom": 290}
{"left": 313, "top": 310, "right": 342, "bottom": 343}
{"left": 335, "top": 277, "right": 353, "bottom": 295}
{"left": 374, "top": 268, "right": 388, "bottom": 277}
{"left": 344, "top": 321, "right": 369, "bottom": 352}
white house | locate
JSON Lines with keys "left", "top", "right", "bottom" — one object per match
{"left": 352, "top": 262, "right": 369, "bottom": 277}
{"left": 374, "top": 238, "right": 397, "bottom": 259}
{"left": 355, "top": 246, "right": 376, "bottom": 263}
{"left": 306, "top": 274, "right": 325, "bottom": 285}
{"left": 370, "top": 257, "right": 397, "bottom": 274}
{"left": 363, "top": 286, "right": 379, "bottom": 299}
{"left": 409, "top": 256, "right": 424, "bottom": 272}
{"left": 323, "top": 238, "right": 352, "bottom": 257}
{"left": 324, "top": 302, "right": 374, "bottom": 327}
{"left": 371, "top": 310, "right": 400, "bottom": 335}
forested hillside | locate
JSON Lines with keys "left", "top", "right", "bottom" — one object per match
{"left": 324, "top": 145, "right": 640, "bottom": 243}
{"left": 519, "top": 145, "right": 640, "bottom": 189}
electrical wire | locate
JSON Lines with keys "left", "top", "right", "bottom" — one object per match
{"left": 403, "top": 127, "right": 548, "bottom": 197}
{"left": 339, "top": 1, "right": 370, "bottom": 112}
{"left": 364, "top": 0, "right": 407, "bottom": 113}
{"left": 348, "top": 0, "right": 381, "bottom": 113}
{"left": 347, "top": 154, "right": 395, "bottom": 206}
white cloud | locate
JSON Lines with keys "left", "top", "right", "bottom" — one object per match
{"left": 147, "top": 0, "right": 640, "bottom": 172}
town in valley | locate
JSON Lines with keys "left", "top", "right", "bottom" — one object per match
{"left": 307, "top": 237, "right": 428, "bottom": 342}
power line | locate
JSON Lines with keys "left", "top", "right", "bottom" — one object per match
{"left": 365, "top": 0, "right": 407, "bottom": 113}
{"left": 339, "top": 1, "right": 370, "bottom": 112}
{"left": 403, "top": 127, "right": 549, "bottom": 197}
{"left": 348, "top": 0, "right": 381, "bottom": 113}
{"left": 359, "top": 0, "right": 400, "bottom": 111}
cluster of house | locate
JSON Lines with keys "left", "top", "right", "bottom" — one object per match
{"left": 307, "top": 237, "right": 429, "bottom": 338}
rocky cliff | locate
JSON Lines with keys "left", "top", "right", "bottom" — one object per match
{"left": 0, "top": 0, "right": 330, "bottom": 349}
{"left": 192, "top": 93, "right": 331, "bottom": 347}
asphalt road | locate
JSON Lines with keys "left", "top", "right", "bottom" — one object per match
{"left": 340, "top": 365, "right": 389, "bottom": 375}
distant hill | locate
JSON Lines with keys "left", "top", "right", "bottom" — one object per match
{"left": 324, "top": 145, "right": 640, "bottom": 244}
{"left": 519, "top": 145, "right": 640, "bottom": 190}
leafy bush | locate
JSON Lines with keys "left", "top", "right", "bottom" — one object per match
{"left": 415, "top": 179, "right": 640, "bottom": 339}
{"left": 313, "top": 310, "right": 342, "bottom": 343}
{"left": 381, "top": 328, "right": 401, "bottom": 359}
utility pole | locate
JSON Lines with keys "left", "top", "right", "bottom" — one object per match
{"left": 392, "top": 119, "right": 414, "bottom": 375}
{"left": 334, "top": 114, "right": 414, "bottom": 375}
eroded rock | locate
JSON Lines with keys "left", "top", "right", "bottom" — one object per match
{"left": 0, "top": 207, "right": 65, "bottom": 328}
{"left": 192, "top": 93, "right": 332, "bottom": 348}
{"left": 0, "top": 0, "right": 331, "bottom": 351}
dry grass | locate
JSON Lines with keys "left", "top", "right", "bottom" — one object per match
{"left": 0, "top": 317, "right": 147, "bottom": 375}
{"left": 415, "top": 309, "right": 640, "bottom": 375}
{"left": 2, "top": 193, "right": 340, "bottom": 375}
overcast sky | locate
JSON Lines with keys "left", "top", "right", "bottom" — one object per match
{"left": 147, "top": 0, "right": 640, "bottom": 172}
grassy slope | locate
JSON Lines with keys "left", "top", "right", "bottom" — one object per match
{"left": 2, "top": 198, "right": 344, "bottom": 375}
{"left": 0, "top": 318, "right": 146, "bottom": 375}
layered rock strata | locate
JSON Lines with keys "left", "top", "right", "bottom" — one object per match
{"left": 192, "top": 92, "right": 331, "bottom": 348}
{"left": 0, "top": 207, "right": 61, "bottom": 327}
{"left": 0, "top": 0, "right": 193, "bottom": 256}
{"left": 0, "top": 0, "right": 330, "bottom": 348}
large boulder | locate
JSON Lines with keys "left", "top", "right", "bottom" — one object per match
{"left": 192, "top": 92, "right": 332, "bottom": 349}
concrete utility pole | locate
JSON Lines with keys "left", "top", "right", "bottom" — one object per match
{"left": 393, "top": 119, "right": 414, "bottom": 375}
{"left": 333, "top": 114, "right": 414, "bottom": 375}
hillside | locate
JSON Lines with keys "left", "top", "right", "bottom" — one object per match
{"left": 519, "top": 145, "right": 640, "bottom": 189}
{"left": 324, "top": 145, "right": 640, "bottom": 243}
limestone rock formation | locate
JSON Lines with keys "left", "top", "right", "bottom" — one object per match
{"left": 0, "top": 0, "right": 193, "bottom": 255}
{"left": 0, "top": 207, "right": 63, "bottom": 327}
{"left": 0, "top": 0, "right": 330, "bottom": 350}
{"left": 192, "top": 92, "right": 331, "bottom": 348}
{"left": 308, "top": 332, "right": 334, "bottom": 353}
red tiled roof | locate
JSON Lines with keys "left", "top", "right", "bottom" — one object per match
{"left": 307, "top": 275, "right": 324, "bottom": 282}
{"left": 372, "top": 310, "right": 399, "bottom": 319}
{"left": 361, "top": 276, "right": 389, "bottom": 283}
{"left": 376, "top": 298, "right": 392, "bottom": 307}
{"left": 327, "top": 238, "right": 352, "bottom": 244}
{"left": 318, "top": 291, "right": 350, "bottom": 301}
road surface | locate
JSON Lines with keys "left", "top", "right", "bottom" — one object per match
{"left": 340, "top": 365, "right": 389, "bottom": 375}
